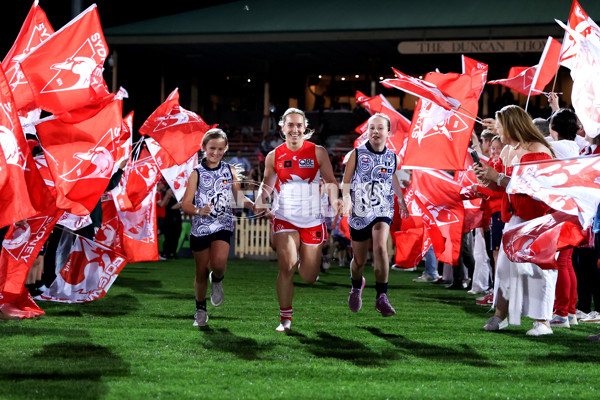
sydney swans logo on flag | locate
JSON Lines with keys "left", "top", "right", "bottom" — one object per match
{"left": 411, "top": 100, "right": 468, "bottom": 146}
{"left": 0, "top": 104, "right": 26, "bottom": 167}
{"left": 59, "top": 128, "right": 118, "bottom": 182}
{"left": 42, "top": 34, "right": 106, "bottom": 94}
{"left": 151, "top": 106, "right": 204, "bottom": 132}
{"left": 2, "top": 216, "right": 54, "bottom": 264}
{"left": 8, "top": 24, "right": 52, "bottom": 90}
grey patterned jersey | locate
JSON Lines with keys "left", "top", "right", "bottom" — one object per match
{"left": 191, "top": 161, "right": 235, "bottom": 237}
{"left": 348, "top": 142, "right": 397, "bottom": 230}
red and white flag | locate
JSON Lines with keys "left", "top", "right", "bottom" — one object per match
{"left": 381, "top": 68, "right": 461, "bottom": 111}
{"left": 506, "top": 154, "right": 600, "bottom": 229}
{"left": 0, "top": 202, "right": 64, "bottom": 307}
{"left": 559, "top": 0, "right": 600, "bottom": 71}
{"left": 112, "top": 147, "right": 161, "bottom": 212}
{"left": 95, "top": 194, "right": 125, "bottom": 254}
{"left": 0, "top": 66, "right": 53, "bottom": 227}
{"left": 118, "top": 184, "right": 159, "bottom": 263}
{"left": 394, "top": 187, "right": 445, "bottom": 268}
{"left": 462, "top": 55, "right": 488, "bottom": 98}
{"left": 2, "top": 0, "right": 54, "bottom": 113}
{"left": 502, "top": 212, "right": 587, "bottom": 270}
{"left": 139, "top": 88, "right": 215, "bottom": 165}
{"left": 557, "top": 19, "right": 600, "bottom": 139}
{"left": 35, "top": 98, "right": 124, "bottom": 215}
{"left": 353, "top": 91, "right": 411, "bottom": 159}
{"left": 488, "top": 37, "right": 562, "bottom": 96}
{"left": 36, "top": 235, "right": 127, "bottom": 303}
{"left": 402, "top": 65, "right": 484, "bottom": 170}
{"left": 145, "top": 137, "right": 196, "bottom": 202}
{"left": 17, "top": 5, "right": 110, "bottom": 116}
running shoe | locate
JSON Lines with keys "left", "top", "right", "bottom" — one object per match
{"left": 413, "top": 273, "right": 437, "bottom": 283}
{"left": 476, "top": 293, "right": 494, "bottom": 306}
{"left": 526, "top": 321, "right": 553, "bottom": 336}
{"left": 580, "top": 311, "right": 600, "bottom": 323}
{"left": 193, "top": 310, "right": 208, "bottom": 327}
{"left": 375, "top": 293, "right": 396, "bottom": 317}
{"left": 276, "top": 319, "right": 291, "bottom": 332}
{"left": 550, "top": 314, "right": 570, "bottom": 328}
{"left": 348, "top": 277, "right": 365, "bottom": 312}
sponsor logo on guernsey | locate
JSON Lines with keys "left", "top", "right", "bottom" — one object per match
{"left": 299, "top": 159, "right": 314, "bottom": 168}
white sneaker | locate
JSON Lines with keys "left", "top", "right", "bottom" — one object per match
{"left": 568, "top": 313, "right": 578, "bottom": 326}
{"left": 413, "top": 274, "right": 437, "bottom": 283}
{"left": 581, "top": 311, "right": 600, "bottom": 323}
{"left": 526, "top": 321, "right": 553, "bottom": 336}
{"left": 276, "top": 319, "right": 291, "bottom": 332}
{"left": 391, "top": 265, "right": 416, "bottom": 272}
{"left": 575, "top": 309, "right": 590, "bottom": 320}
{"left": 193, "top": 310, "right": 208, "bottom": 327}
{"left": 210, "top": 272, "right": 224, "bottom": 307}
{"left": 550, "top": 314, "right": 570, "bottom": 328}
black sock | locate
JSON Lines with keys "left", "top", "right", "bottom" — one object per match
{"left": 211, "top": 274, "right": 224, "bottom": 283}
{"left": 375, "top": 282, "right": 388, "bottom": 297}
{"left": 351, "top": 278, "right": 363, "bottom": 289}
{"left": 196, "top": 299, "right": 207, "bottom": 311}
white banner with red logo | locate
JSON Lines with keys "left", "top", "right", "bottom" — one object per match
{"left": 506, "top": 154, "right": 600, "bottom": 229}
{"left": 36, "top": 235, "right": 127, "bottom": 303}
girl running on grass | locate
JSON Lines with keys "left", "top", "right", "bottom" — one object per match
{"left": 341, "top": 113, "right": 408, "bottom": 317}
{"left": 254, "top": 108, "right": 340, "bottom": 332}
{"left": 181, "top": 128, "right": 254, "bottom": 327}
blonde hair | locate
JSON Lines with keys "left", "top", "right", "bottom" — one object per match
{"left": 278, "top": 107, "right": 314, "bottom": 140}
{"left": 202, "top": 128, "right": 228, "bottom": 150}
{"left": 367, "top": 113, "right": 391, "bottom": 131}
{"left": 495, "top": 105, "right": 555, "bottom": 157}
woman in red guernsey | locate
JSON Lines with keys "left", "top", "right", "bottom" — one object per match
{"left": 473, "top": 105, "right": 556, "bottom": 336}
{"left": 255, "top": 108, "right": 339, "bottom": 332}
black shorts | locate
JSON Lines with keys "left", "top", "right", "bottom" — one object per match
{"left": 350, "top": 217, "right": 392, "bottom": 242}
{"left": 190, "top": 230, "right": 232, "bottom": 252}
{"left": 490, "top": 211, "right": 505, "bottom": 251}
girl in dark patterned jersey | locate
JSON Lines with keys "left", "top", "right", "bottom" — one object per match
{"left": 341, "top": 113, "right": 408, "bottom": 317}
{"left": 254, "top": 108, "right": 340, "bottom": 332}
{"left": 181, "top": 128, "right": 253, "bottom": 327}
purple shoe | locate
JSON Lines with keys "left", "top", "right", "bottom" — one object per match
{"left": 348, "top": 277, "right": 366, "bottom": 312}
{"left": 375, "top": 293, "right": 396, "bottom": 317}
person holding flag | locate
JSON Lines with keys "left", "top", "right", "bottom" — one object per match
{"left": 341, "top": 113, "right": 408, "bottom": 317}
{"left": 473, "top": 105, "right": 556, "bottom": 336}
{"left": 254, "top": 108, "right": 339, "bottom": 332}
{"left": 181, "top": 128, "right": 254, "bottom": 327}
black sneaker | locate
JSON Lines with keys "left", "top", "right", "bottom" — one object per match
{"left": 430, "top": 279, "right": 451, "bottom": 285}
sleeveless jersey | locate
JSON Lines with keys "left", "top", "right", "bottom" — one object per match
{"left": 348, "top": 142, "right": 396, "bottom": 230}
{"left": 272, "top": 141, "right": 322, "bottom": 227}
{"left": 191, "top": 160, "right": 234, "bottom": 237}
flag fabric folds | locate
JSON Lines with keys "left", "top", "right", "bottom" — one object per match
{"left": 559, "top": 0, "right": 600, "bottom": 71}
{"left": 145, "top": 137, "right": 196, "bottom": 202}
{"left": 506, "top": 154, "right": 600, "bottom": 229}
{"left": 139, "top": 88, "right": 214, "bottom": 165}
{"left": 502, "top": 212, "right": 587, "bottom": 270}
{"left": 35, "top": 98, "right": 124, "bottom": 215}
{"left": 0, "top": 66, "right": 53, "bottom": 227}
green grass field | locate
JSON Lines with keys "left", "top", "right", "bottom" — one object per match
{"left": 1, "top": 258, "right": 600, "bottom": 400}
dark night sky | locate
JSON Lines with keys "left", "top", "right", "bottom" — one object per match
{"left": 0, "top": 1, "right": 236, "bottom": 57}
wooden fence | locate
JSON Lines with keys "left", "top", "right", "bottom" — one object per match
{"left": 234, "top": 214, "right": 275, "bottom": 259}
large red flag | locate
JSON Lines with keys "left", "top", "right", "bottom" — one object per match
{"left": 502, "top": 212, "right": 587, "bottom": 270}
{"left": 456, "top": 152, "right": 484, "bottom": 233}
{"left": 2, "top": 0, "right": 54, "bottom": 113}
{"left": 411, "top": 170, "right": 464, "bottom": 265}
{"left": 17, "top": 5, "right": 110, "bottom": 116}
{"left": 112, "top": 147, "right": 161, "bottom": 212}
{"left": 35, "top": 99, "right": 124, "bottom": 215}
{"left": 353, "top": 91, "right": 411, "bottom": 159}
{"left": 118, "top": 184, "right": 159, "bottom": 263}
{"left": 36, "top": 234, "right": 127, "bottom": 303}
{"left": 0, "top": 66, "right": 53, "bottom": 227}
{"left": 139, "top": 88, "right": 215, "bottom": 165}
{"left": 559, "top": 0, "right": 600, "bottom": 70}
{"left": 381, "top": 68, "right": 461, "bottom": 111}
{"left": 506, "top": 154, "right": 600, "bottom": 229}
{"left": 401, "top": 65, "right": 484, "bottom": 170}
{"left": 0, "top": 202, "right": 64, "bottom": 307}
{"left": 488, "top": 37, "right": 562, "bottom": 96}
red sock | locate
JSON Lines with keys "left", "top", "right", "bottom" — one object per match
{"left": 280, "top": 306, "right": 293, "bottom": 321}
